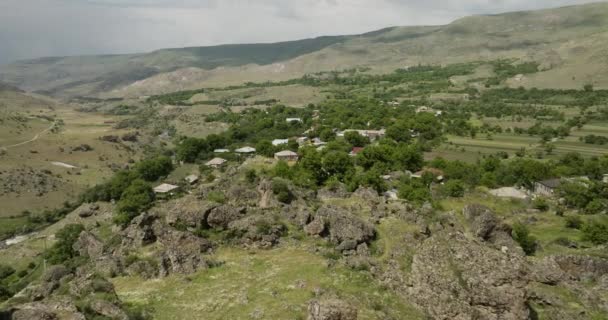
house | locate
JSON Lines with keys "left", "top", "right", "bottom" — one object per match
{"left": 214, "top": 149, "right": 230, "bottom": 153}
{"left": 350, "top": 147, "right": 364, "bottom": 156}
{"left": 296, "top": 137, "right": 309, "bottom": 146}
{"left": 185, "top": 175, "right": 199, "bottom": 185}
{"left": 603, "top": 174, "right": 608, "bottom": 184}
{"left": 416, "top": 106, "right": 434, "bottom": 113}
{"left": 154, "top": 183, "right": 179, "bottom": 195}
{"left": 274, "top": 150, "right": 299, "bottom": 162}
{"left": 534, "top": 179, "right": 562, "bottom": 197}
{"left": 235, "top": 147, "right": 256, "bottom": 154}
{"left": 286, "top": 118, "right": 303, "bottom": 123}
{"left": 205, "top": 157, "right": 227, "bottom": 168}
{"left": 339, "top": 129, "right": 386, "bottom": 141}
{"left": 272, "top": 139, "right": 289, "bottom": 146}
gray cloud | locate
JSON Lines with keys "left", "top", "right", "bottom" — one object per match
{"left": 0, "top": 0, "right": 603, "bottom": 64}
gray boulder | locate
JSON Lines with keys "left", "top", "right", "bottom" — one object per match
{"left": 157, "top": 230, "right": 213, "bottom": 276}
{"left": 227, "top": 215, "right": 287, "bottom": 248}
{"left": 72, "top": 231, "right": 104, "bottom": 259}
{"left": 165, "top": 196, "right": 216, "bottom": 229}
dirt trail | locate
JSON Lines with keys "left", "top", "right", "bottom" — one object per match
{"left": 0, "top": 121, "right": 56, "bottom": 149}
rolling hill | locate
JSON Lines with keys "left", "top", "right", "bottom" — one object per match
{"left": 1, "top": 2, "right": 608, "bottom": 99}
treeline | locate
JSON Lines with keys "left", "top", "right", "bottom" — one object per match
{"left": 480, "top": 87, "right": 608, "bottom": 107}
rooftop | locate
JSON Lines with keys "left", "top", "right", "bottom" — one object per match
{"left": 275, "top": 150, "right": 298, "bottom": 157}
{"left": 154, "top": 183, "right": 179, "bottom": 194}
{"left": 206, "top": 157, "right": 227, "bottom": 166}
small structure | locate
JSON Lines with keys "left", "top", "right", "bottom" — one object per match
{"left": 205, "top": 157, "right": 227, "bottom": 168}
{"left": 603, "top": 174, "right": 608, "bottom": 184}
{"left": 338, "top": 129, "right": 386, "bottom": 141}
{"left": 214, "top": 149, "right": 230, "bottom": 153}
{"left": 383, "top": 189, "right": 399, "bottom": 200}
{"left": 272, "top": 139, "right": 289, "bottom": 146}
{"left": 296, "top": 137, "right": 309, "bottom": 146}
{"left": 154, "top": 183, "right": 179, "bottom": 195}
{"left": 235, "top": 146, "right": 256, "bottom": 154}
{"left": 412, "top": 167, "right": 445, "bottom": 181}
{"left": 416, "top": 106, "right": 433, "bottom": 113}
{"left": 534, "top": 179, "right": 562, "bottom": 197}
{"left": 185, "top": 175, "right": 199, "bottom": 185}
{"left": 286, "top": 118, "right": 303, "bottom": 123}
{"left": 350, "top": 147, "right": 364, "bottom": 156}
{"left": 274, "top": 150, "right": 299, "bottom": 162}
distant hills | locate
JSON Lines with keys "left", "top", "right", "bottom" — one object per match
{"left": 1, "top": 2, "right": 608, "bottom": 98}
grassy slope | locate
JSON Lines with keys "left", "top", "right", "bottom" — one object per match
{"left": 2, "top": 3, "right": 608, "bottom": 98}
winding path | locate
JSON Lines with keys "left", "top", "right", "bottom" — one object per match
{"left": 0, "top": 121, "right": 56, "bottom": 149}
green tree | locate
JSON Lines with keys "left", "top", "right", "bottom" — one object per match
{"left": 115, "top": 180, "right": 155, "bottom": 227}
{"left": 441, "top": 179, "right": 466, "bottom": 198}
{"left": 344, "top": 131, "right": 370, "bottom": 147}
{"left": 135, "top": 156, "right": 173, "bottom": 181}
{"left": 255, "top": 140, "right": 275, "bottom": 157}
{"left": 581, "top": 221, "right": 608, "bottom": 245}
{"left": 45, "top": 224, "right": 85, "bottom": 264}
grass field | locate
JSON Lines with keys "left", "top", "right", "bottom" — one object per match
{"left": 113, "top": 244, "right": 423, "bottom": 320}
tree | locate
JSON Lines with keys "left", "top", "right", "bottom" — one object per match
{"left": 564, "top": 215, "right": 583, "bottom": 229}
{"left": 176, "top": 137, "right": 206, "bottom": 163}
{"left": 272, "top": 178, "right": 293, "bottom": 204}
{"left": 135, "top": 156, "right": 173, "bottom": 181}
{"left": 115, "top": 180, "right": 155, "bottom": 227}
{"left": 255, "top": 140, "right": 275, "bottom": 157}
{"left": 393, "top": 144, "right": 424, "bottom": 172}
{"left": 273, "top": 160, "right": 291, "bottom": 179}
{"left": 322, "top": 151, "right": 353, "bottom": 179}
{"left": 398, "top": 178, "right": 431, "bottom": 205}
{"left": 45, "top": 224, "right": 85, "bottom": 264}
{"left": 344, "top": 131, "right": 369, "bottom": 147}
{"left": 512, "top": 222, "right": 537, "bottom": 255}
{"left": 532, "top": 197, "right": 549, "bottom": 212}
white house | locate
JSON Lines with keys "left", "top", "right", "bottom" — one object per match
{"left": 286, "top": 118, "right": 303, "bottom": 123}
{"left": 235, "top": 147, "right": 256, "bottom": 154}
{"left": 272, "top": 139, "right": 289, "bottom": 146}
{"left": 274, "top": 150, "right": 299, "bottom": 162}
{"left": 214, "top": 149, "right": 230, "bottom": 153}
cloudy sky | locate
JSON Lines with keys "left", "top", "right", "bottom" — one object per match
{"left": 0, "top": 0, "right": 602, "bottom": 64}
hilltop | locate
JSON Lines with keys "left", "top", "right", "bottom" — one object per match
{"left": 1, "top": 2, "right": 608, "bottom": 98}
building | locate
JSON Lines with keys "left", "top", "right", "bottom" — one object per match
{"left": 312, "top": 138, "right": 326, "bottom": 147}
{"left": 534, "top": 179, "right": 562, "bottom": 197}
{"left": 350, "top": 147, "right": 364, "bottom": 156}
{"left": 184, "top": 175, "right": 199, "bottom": 185}
{"left": 272, "top": 139, "right": 289, "bottom": 146}
{"left": 274, "top": 150, "right": 299, "bottom": 162}
{"left": 603, "top": 174, "right": 608, "bottom": 184}
{"left": 286, "top": 118, "right": 303, "bottom": 123}
{"left": 412, "top": 167, "right": 445, "bottom": 181}
{"left": 235, "top": 147, "right": 256, "bottom": 154}
{"left": 205, "top": 157, "right": 227, "bottom": 168}
{"left": 153, "top": 183, "right": 179, "bottom": 195}
{"left": 416, "top": 106, "right": 433, "bottom": 113}
{"left": 214, "top": 149, "right": 230, "bottom": 153}
{"left": 338, "top": 129, "right": 386, "bottom": 141}
{"left": 296, "top": 137, "right": 309, "bottom": 146}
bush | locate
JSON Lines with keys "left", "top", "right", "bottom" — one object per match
{"left": 564, "top": 215, "right": 583, "bottom": 229}
{"left": 581, "top": 221, "right": 608, "bottom": 245}
{"left": 44, "top": 224, "right": 85, "bottom": 265}
{"left": 272, "top": 179, "right": 293, "bottom": 204}
{"left": 245, "top": 169, "right": 257, "bottom": 184}
{"left": 114, "top": 180, "right": 155, "bottom": 227}
{"left": 512, "top": 222, "right": 537, "bottom": 255}
{"left": 207, "top": 191, "right": 226, "bottom": 204}
{"left": 0, "top": 265, "right": 16, "bottom": 279}
{"left": 532, "top": 197, "right": 549, "bottom": 212}
{"left": 441, "top": 179, "right": 466, "bottom": 198}
{"left": 584, "top": 199, "right": 606, "bottom": 215}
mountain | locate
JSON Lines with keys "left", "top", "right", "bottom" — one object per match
{"left": 1, "top": 2, "right": 608, "bottom": 98}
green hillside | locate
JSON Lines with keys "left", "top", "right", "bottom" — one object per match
{"left": 1, "top": 2, "right": 608, "bottom": 98}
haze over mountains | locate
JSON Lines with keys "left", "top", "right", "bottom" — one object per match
{"left": 1, "top": 2, "right": 608, "bottom": 98}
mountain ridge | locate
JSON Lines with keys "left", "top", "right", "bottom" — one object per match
{"left": 1, "top": 2, "right": 608, "bottom": 98}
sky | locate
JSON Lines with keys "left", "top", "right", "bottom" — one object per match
{"left": 0, "top": 0, "right": 603, "bottom": 64}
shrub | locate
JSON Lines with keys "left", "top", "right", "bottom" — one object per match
{"left": 564, "top": 215, "right": 583, "bottom": 229}
{"left": 584, "top": 199, "right": 606, "bottom": 215}
{"left": 207, "top": 191, "right": 226, "bottom": 204}
{"left": 245, "top": 169, "right": 257, "bottom": 184}
{"left": 115, "top": 180, "right": 155, "bottom": 227}
{"left": 512, "top": 222, "right": 537, "bottom": 255}
{"left": 0, "top": 265, "right": 15, "bottom": 279}
{"left": 272, "top": 179, "right": 293, "bottom": 204}
{"left": 44, "top": 224, "right": 85, "bottom": 265}
{"left": 441, "top": 179, "right": 466, "bottom": 198}
{"left": 532, "top": 197, "right": 549, "bottom": 212}
{"left": 581, "top": 221, "right": 608, "bottom": 245}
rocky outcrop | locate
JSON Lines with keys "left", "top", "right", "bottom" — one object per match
{"left": 257, "top": 179, "right": 275, "bottom": 209}
{"left": 227, "top": 215, "right": 287, "bottom": 248}
{"left": 157, "top": 230, "right": 213, "bottom": 277}
{"left": 408, "top": 232, "right": 530, "bottom": 320}
{"left": 463, "top": 204, "right": 521, "bottom": 253}
{"left": 164, "top": 196, "right": 216, "bottom": 229}
{"left": 206, "top": 205, "right": 246, "bottom": 230}
{"left": 532, "top": 255, "right": 608, "bottom": 284}
{"left": 316, "top": 183, "right": 350, "bottom": 200}
{"left": 73, "top": 231, "right": 104, "bottom": 259}
{"left": 77, "top": 203, "right": 99, "bottom": 218}
{"left": 121, "top": 212, "right": 158, "bottom": 249}
{"left": 304, "top": 205, "right": 375, "bottom": 252}
{"left": 307, "top": 298, "right": 357, "bottom": 320}
{"left": 12, "top": 307, "right": 57, "bottom": 320}
{"left": 90, "top": 300, "right": 129, "bottom": 320}
{"left": 281, "top": 203, "right": 312, "bottom": 228}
